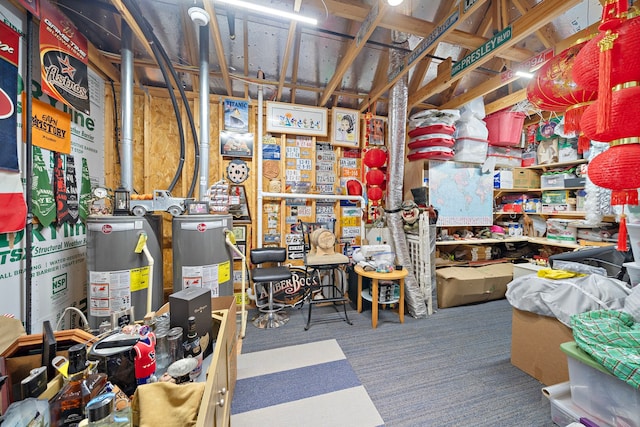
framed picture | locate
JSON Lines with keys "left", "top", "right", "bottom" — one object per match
{"left": 228, "top": 185, "right": 251, "bottom": 223}
{"left": 365, "top": 116, "right": 386, "bottom": 146}
{"left": 220, "top": 131, "right": 254, "bottom": 157}
{"left": 266, "top": 101, "right": 328, "bottom": 136}
{"left": 233, "top": 244, "right": 246, "bottom": 260}
{"left": 223, "top": 98, "right": 249, "bottom": 132}
{"left": 187, "top": 200, "right": 209, "bottom": 215}
{"left": 332, "top": 108, "right": 360, "bottom": 148}
{"left": 232, "top": 225, "right": 246, "bottom": 242}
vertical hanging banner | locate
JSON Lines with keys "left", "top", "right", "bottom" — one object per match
{"left": 0, "top": 21, "right": 20, "bottom": 172}
{"left": 39, "top": 0, "right": 90, "bottom": 114}
{"left": 27, "top": 96, "right": 72, "bottom": 153}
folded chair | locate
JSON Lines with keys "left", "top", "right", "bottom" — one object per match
{"left": 299, "top": 220, "right": 353, "bottom": 330}
{"left": 249, "top": 247, "right": 292, "bottom": 329}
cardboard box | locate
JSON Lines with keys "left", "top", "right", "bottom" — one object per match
{"left": 512, "top": 168, "right": 540, "bottom": 189}
{"left": 511, "top": 308, "right": 573, "bottom": 386}
{"left": 435, "top": 263, "right": 513, "bottom": 308}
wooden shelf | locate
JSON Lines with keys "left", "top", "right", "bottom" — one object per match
{"left": 527, "top": 237, "right": 583, "bottom": 249}
{"left": 436, "top": 236, "right": 613, "bottom": 249}
{"left": 524, "top": 159, "right": 587, "bottom": 171}
{"left": 494, "top": 211, "right": 586, "bottom": 218}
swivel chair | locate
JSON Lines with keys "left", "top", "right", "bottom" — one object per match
{"left": 299, "top": 220, "right": 353, "bottom": 330}
{"left": 249, "top": 247, "right": 292, "bottom": 329}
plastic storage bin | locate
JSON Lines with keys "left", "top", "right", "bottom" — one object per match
{"left": 484, "top": 111, "right": 525, "bottom": 146}
{"left": 453, "top": 138, "right": 488, "bottom": 163}
{"left": 561, "top": 341, "right": 640, "bottom": 427}
{"left": 487, "top": 146, "right": 522, "bottom": 168}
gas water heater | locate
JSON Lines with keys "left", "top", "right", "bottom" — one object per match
{"left": 86, "top": 215, "right": 163, "bottom": 330}
{"left": 172, "top": 214, "right": 234, "bottom": 296}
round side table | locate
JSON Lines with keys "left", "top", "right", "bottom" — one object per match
{"left": 354, "top": 265, "right": 408, "bottom": 329}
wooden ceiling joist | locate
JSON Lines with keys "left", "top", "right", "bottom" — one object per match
{"left": 203, "top": 1, "right": 233, "bottom": 96}
{"left": 408, "top": 0, "right": 582, "bottom": 109}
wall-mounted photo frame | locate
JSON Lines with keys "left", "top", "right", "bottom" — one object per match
{"left": 232, "top": 225, "right": 246, "bottom": 242}
{"left": 228, "top": 185, "right": 251, "bottom": 223}
{"left": 266, "top": 101, "right": 328, "bottom": 136}
{"left": 233, "top": 244, "right": 246, "bottom": 261}
{"left": 332, "top": 108, "right": 360, "bottom": 148}
{"left": 220, "top": 131, "right": 254, "bottom": 158}
{"left": 365, "top": 116, "right": 386, "bottom": 146}
{"left": 187, "top": 200, "right": 209, "bottom": 215}
{"left": 223, "top": 98, "right": 249, "bottom": 132}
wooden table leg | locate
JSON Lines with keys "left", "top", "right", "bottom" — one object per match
{"left": 399, "top": 278, "right": 405, "bottom": 323}
{"left": 357, "top": 274, "right": 362, "bottom": 313}
{"left": 372, "top": 278, "right": 378, "bottom": 329}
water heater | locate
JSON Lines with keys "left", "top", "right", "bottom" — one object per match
{"left": 172, "top": 214, "right": 234, "bottom": 296}
{"left": 86, "top": 215, "right": 164, "bottom": 329}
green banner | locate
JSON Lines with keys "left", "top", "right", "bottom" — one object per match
{"left": 452, "top": 25, "right": 512, "bottom": 77}
{"left": 79, "top": 157, "right": 92, "bottom": 222}
{"left": 32, "top": 146, "right": 56, "bottom": 227}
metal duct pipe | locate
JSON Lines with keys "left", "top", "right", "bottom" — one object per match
{"left": 120, "top": 22, "right": 134, "bottom": 191}
{"left": 387, "top": 33, "right": 427, "bottom": 318}
{"left": 196, "top": 20, "right": 210, "bottom": 199}
{"left": 257, "top": 84, "right": 264, "bottom": 248}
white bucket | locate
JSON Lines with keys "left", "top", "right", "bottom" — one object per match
{"left": 627, "top": 223, "right": 640, "bottom": 262}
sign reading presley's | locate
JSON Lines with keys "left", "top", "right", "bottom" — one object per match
{"left": 452, "top": 25, "right": 512, "bottom": 77}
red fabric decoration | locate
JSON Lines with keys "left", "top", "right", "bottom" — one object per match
{"left": 580, "top": 85, "right": 640, "bottom": 142}
{"left": 363, "top": 148, "right": 387, "bottom": 168}
{"left": 366, "top": 169, "right": 385, "bottom": 186}
{"left": 367, "top": 186, "right": 383, "bottom": 201}
{"left": 346, "top": 179, "right": 362, "bottom": 196}
{"left": 588, "top": 143, "right": 640, "bottom": 251}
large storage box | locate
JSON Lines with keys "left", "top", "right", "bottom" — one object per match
{"left": 561, "top": 341, "right": 640, "bottom": 427}
{"left": 493, "top": 170, "right": 513, "bottom": 189}
{"left": 453, "top": 138, "right": 488, "bottom": 163}
{"left": 541, "top": 173, "right": 575, "bottom": 189}
{"left": 546, "top": 219, "right": 578, "bottom": 242}
{"left": 487, "top": 146, "right": 523, "bottom": 168}
{"left": 512, "top": 168, "right": 540, "bottom": 189}
{"left": 435, "top": 263, "right": 513, "bottom": 308}
{"left": 511, "top": 308, "right": 573, "bottom": 386}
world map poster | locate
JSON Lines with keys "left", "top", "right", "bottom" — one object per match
{"left": 428, "top": 160, "right": 494, "bottom": 226}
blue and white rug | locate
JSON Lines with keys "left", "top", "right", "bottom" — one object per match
{"left": 231, "top": 339, "right": 384, "bottom": 427}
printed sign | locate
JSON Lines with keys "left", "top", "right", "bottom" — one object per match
{"left": 452, "top": 25, "right": 512, "bottom": 77}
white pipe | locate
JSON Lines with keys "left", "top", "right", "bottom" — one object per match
{"left": 120, "top": 22, "right": 134, "bottom": 191}
{"left": 257, "top": 86, "right": 264, "bottom": 247}
{"left": 141, "top": 245, "right": 154, "bottom": 315}
{"left": 198, "top": 24, "right": 210, "bottom": 199}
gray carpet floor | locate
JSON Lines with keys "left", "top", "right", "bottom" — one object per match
{"left": 237, "top": 298, "right": 556, "bottom": 427}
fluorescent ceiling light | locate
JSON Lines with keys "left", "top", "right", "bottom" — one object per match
{"left": 387, "top": 0, "right": 404, "bottom": 5}
{"left": 515, "top": 70, "right": 534, "bottom": 79}
{"left": 214, "top": 0, "right": 318, "bottom": 25}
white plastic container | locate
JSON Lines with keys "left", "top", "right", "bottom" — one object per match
{"left": 546, "top": 219, "right": 578, "bottom": 242}
{"left": 453, "top": 138, "right": 488, "bottom": 163}
{"left": 623, "top": 261, "right": 640, "bottom": 286}
{"left": 561, "top": 342, "right": 640, "bottom": 427}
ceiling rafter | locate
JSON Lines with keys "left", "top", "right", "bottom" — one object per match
{"left": 408, "top": 0, "right": 582, "bottom": 109}
{"left": 290, "top": 29, "right": 302, "bottom": 104}
{"left": 180, "top": 3, "right": 201, "bottom": 93}
{"left": 318, "top": 0, "right": 389, "bottom": 107}
{"left": 202, "top": 1, "right": 233, "bottom": 96}
{"left": 359, "top": 0, "right": 489, "bottom": 113}
{"left": 276, "top": 0, "right": 302, "bottom": 101}
{"left": 511, "top": 0, "right": 555, "bottom": 48}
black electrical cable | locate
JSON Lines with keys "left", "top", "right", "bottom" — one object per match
{"left": 109, "top": 81, "right": 121, "bottom": 166}
{"left": 24, "top": 12, "right": 34, "bottom": 335}
{"left": 123, "top": 0, "right": 200, "bottom": 198}
{"left": 121, "top": 0, "right": 186, "bottom": 194}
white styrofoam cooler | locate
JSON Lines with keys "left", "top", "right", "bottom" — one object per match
{"left": 512, "top": 262, "right": 546, "bottom": 279}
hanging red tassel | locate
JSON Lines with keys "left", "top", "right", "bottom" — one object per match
{"left": 577, "top": 133, "right": 591, "bottom": 154}
{"left": 564, "top": 102, "right": 591, "bottom": 134}
{"left": 597, "top": 33, "right": 616, "bottom": 134}
{"left": 618, "top": 213, "right": 628, "bottom": 252}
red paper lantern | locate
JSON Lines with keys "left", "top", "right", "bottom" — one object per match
{"left": 588, "top": 141, "right": 640, "bottom": 250}
{"left": 581, "top": 84, "right": 640, "bottom": 142}
{"left": 366, "top": 169, "right": 385, "bottom": 186}
{"left": 363, "top": 148, "right": 387, "bottom": 168}
{"left": 367, "top": 186, "right": 383, "bottom": 202}
{"left": 527, "top": 40, "right": 597, "bottom": 138}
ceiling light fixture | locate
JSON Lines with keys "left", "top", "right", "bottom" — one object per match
{"left": 515, "top": 70, "right": 534, "bottom": 79}
{"left": 214, "top": 0, "right": 318, "bottom": 25}
{"left": 387, "top": 0, "right": 404, "bottom": 5}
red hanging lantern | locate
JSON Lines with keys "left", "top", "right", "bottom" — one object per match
{"left": 366, "top": 169, "right": 385, "bottom": 186}
{"left": 526, "top": 40, "right": 597, "bottom": 151}
{"left": 580, "top": 83, "right": 640, "bottom": 142}
{"left": 588, "top": 141, "right": 640, "bottom": 251}
{"left": 363, "top": 148, "right": 387, "bottom": 168}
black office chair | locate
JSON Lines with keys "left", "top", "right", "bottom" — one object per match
{"left": 250, "top": 247, "right": 292, "bottom": 329}
{"left": 299, "top": 220, "right": 353, "bottom": 330}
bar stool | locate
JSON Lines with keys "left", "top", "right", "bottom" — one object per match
{"left": 250, "top": 247, "right": 292, "bottom": 329}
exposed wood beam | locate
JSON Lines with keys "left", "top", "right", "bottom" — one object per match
{"left": 408, "top": 0, "right": 582, "bottom": 109}
{"left": 512, "top": 0, "right": 555, "bottom": 48}
{"left": 359, "top": 0, "right": 488, "bottom": 112}
{"left": 319, "top": 0, "right": 389, "bottom": 106}
{"left": 485, "top": 88, "right": 527, "bottom": 115}
{"left": 180, "top": 2, "right": 201, "bottom": 92}
{"left": 290, "top": 29, "right": 302, "bottom": 104}
{"left": 109, "top": 0, "right": 154, "bottom": 56}
{"left": 441, "top": 71, "right": 519, "bottom": 110}
{"left": 202, "top": 1, "right": 233, "bottom": 96}
{"left": 243, "top": 17, "right": 249, "bottom": 98}
{"left": 306, "top": 0, "right": 534, "bottom": 62}
{"left": 88, "top": 43, "right": 120, "bottom": 82}
{"left": 277, "top": 0, "right": 302, "bottom": 101}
